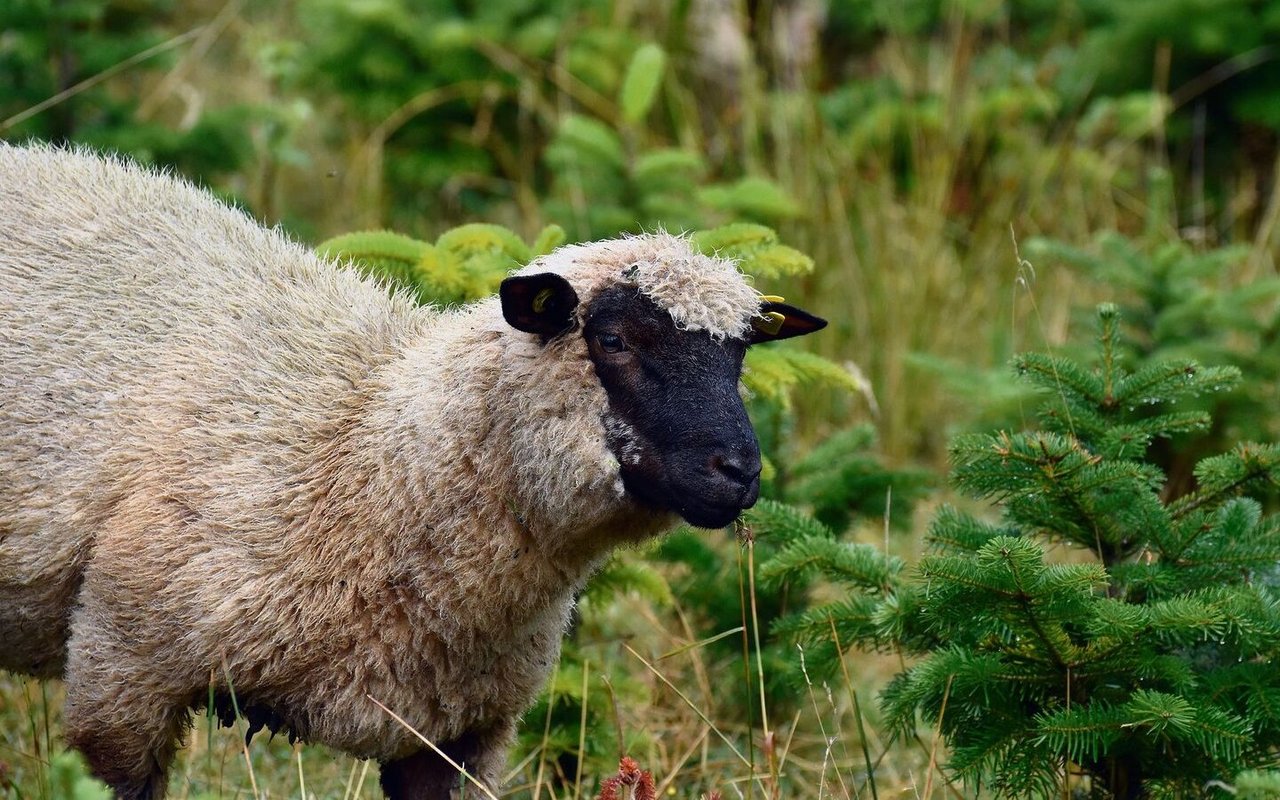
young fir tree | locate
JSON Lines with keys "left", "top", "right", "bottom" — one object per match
{"left": 764, "top": 304, "right": 1280, "bottom": 798}
{"left": 1024, "top": 210, "right": 1280, "bottom": 498}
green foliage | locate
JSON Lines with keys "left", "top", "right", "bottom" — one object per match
{"left": 658, "top": 422, "right": 929, "bottom": 701}
{"left": 283, "top": 0, "right": 814, "bottom": 237}
{"left": 13, "top": 2, "right": 1280, "bottom": 795}
{"left": 45, "top": 752, "right": 110, "bottom": 800}
{"left": 0, "top": 1, "right": 254, "bottom": 178}
{"left": 317, "top": 222, "right": 563, "bottom": 305}
{"left": 780, "top": 424, "right": 931, "bottom": 534}
{"left": 542, "top": 113, "right": 804, "bottom": 241}
{"left": 691, "top": 224, "right": 814, "bottom": 280}
{"left": 933, "top": 226, "right": 1280, "bottom": 490}
{"left": 1024, "top": 228, "right": 1280, "bottom": 495}
{"left": 618, "top": 43, "right": 666, "bottom": 125}
{"left": 1235, "top": 769, "right": 1280, "bottom": 799}
{"left": 766, "top": 306, "right": 1280, "bottom": 796}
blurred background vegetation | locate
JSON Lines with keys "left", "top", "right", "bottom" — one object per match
{"left": 4, "top": 0, "right": 1280, "bottom": 797}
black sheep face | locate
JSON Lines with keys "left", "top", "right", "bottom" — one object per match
{"left": 500, "top": 273, "right": 826, "bottom": 529}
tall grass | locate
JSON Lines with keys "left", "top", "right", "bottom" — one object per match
{"left": 0, "top": 546, "right": 930, "bottom": 799}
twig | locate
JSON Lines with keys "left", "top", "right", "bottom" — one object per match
{"left": 622, "top": 644, "right": 753, "bottom": 771}
{"left": 2, "top": 27, "right": 206, "bottom": 131}
{"left": 366, "top": 695, "right": 500, "bottom": 800}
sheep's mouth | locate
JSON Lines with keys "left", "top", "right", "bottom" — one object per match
{"left": 678, "top": 498, "right": 752, "bottom": 530}
{"left": 620, "top": 469, "right": 759, "bottom": 529}
{"left": 613, "top": 443, "right": 762, "bottom": 529}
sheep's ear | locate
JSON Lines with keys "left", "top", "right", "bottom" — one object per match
{"left": 748, "top": 302, "right": 827, "bottom": 345}
{"left": 500, "top": 273, "right": 579, "bottom": 338}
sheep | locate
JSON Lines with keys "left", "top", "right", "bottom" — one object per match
{"left": 0, "top": 143, "right": 826, "bottom": 800}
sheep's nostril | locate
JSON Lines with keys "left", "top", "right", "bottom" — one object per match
{"left": 710, "top": 452, "right": 762, "bottom": 487}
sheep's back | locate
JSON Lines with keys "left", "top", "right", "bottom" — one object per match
{"left": 0, "top": 145, "right": 423, "bottom": 672}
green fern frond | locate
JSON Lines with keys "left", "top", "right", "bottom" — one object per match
{"left": 411, "top": 245, "right": 477, "bottom": 305}
{"left": 316, "top": 229, "right": 430, "bottom": 294}
{"left": 696, "top": 177, "right": 803, "bottom": 221}
{"left": 743, "top": 348, "right": 859, "bottom": 411}
{"left": 618, "top": 42, "right": 666, "bottom": 123}
{"left": 531, "top": 224, "right": 567, "bottom": 256}
{"left": 691, "top": 222, "right": 779, "bottom": 252}
{"left": 435, "top": 222, "right": 531, "bottom": 263}
{"left": 691, "top": 222, "right": 814, "bottom": 279}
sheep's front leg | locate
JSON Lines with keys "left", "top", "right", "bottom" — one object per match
{"left": 380, "top": 719, "right": 514, "bottom": 800}
{"left": 63, "top": 503, "right": 195, "bottom": 800}
{"left": 62, "top": 605, "right": 188, "bottom": 799}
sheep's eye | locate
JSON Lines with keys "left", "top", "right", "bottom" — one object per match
{"left": 598, "top": 333, "right": 626, "bottom": 353}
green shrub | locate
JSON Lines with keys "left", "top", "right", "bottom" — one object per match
{"left": 766, "top": 305, "right": 1280, "bottom": 797}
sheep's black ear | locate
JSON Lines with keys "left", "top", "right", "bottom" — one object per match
{"left": 748, "top": 302, "right": 828, "bottom": 345}
{"left": 500, "top": 273, "right": 579, "bottom": 338}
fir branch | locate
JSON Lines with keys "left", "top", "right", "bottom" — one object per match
{"left": 741, "top": 348, "right": 861, "bottom": 411}
{"left": 1096, "top": 411, "right": 1212, "bottom": 461}
{"left": 955, "top": 431, "right": 1167, "bottom": 559}
{"left": 758, "top": 536, "right": 902, "bottom": 591}
{"left": 742, "top": 498, "right": 834, "bottom": 542}
{"left": 948, "top": 731, "right": 1063, "bottom": 799}
{"left": 1082, "top": 597, "right": 1149, "bottom": 641}
{"left": 1033, "top": 703, "right": 1127, "bottom": 764}
{"left": 1122, "top": 690, "right": 1252, "bottom": 761}
{"left": 922, "top": 538, "right": 1104, "bottom": 668}
{"left": 769, "top": 598, "right": 881, "bottom": 650}
{"left": 997, "top": 538, "right": 1074, "bottom": 670}
{"left": 1113, "top": 361, "right": 1240, "bottom": 410}
{"left": 1170, "top": 443, "right": 1280, "bottom": 521}
{"left": 1245, "top": 688, "right": 1280, "bottom": 735}
{"left": 1097, "top": 302, "right": 1123, "bottom": 411}
{"left": 926, "top": 506, "right": 1011, "bottom": 552}
{"left": 1011, "top": 352, "right": 1104, "bottom": 408}
{"left": 950, "top": 431, "right": 1098, "bottom": 501}
{"left": 1144, "top": 586, "right": 1280, "bottom": 652}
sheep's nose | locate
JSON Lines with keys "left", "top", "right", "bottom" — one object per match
{"left": 710, "top": 449, "right": 762, "bottom": 489}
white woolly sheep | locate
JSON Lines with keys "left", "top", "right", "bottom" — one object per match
{"left": 0, "top": 144, "right": 825, "bottom": 800}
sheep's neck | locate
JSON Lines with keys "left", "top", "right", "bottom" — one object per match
{"left": 329, "top": 306, "right": 670, "bottom": 630}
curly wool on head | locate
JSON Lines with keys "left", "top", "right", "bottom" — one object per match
{"left": 516, "top": 232, "right": 762, "bottom": 341}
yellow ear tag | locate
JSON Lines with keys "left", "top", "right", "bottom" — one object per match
{"left": 758, "top": 294, "right": 786, "bottom": 304}
{"left": 753, "top": 311, "right": 786, "bottom": 336}
{"left": 532, "top": 287, "right": 555, "bottom": 313}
